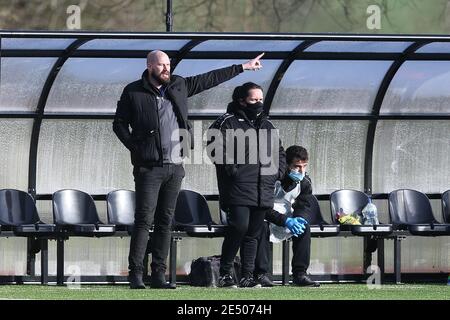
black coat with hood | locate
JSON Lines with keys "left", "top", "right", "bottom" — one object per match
{"left": 113, "top": 64, "right": 244, "bottom": 167}
{"left": 208, "top": 101, "right": 286, "bottom": 209}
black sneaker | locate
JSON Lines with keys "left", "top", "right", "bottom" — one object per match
{"left": 255, "top": 274, "right": 274, "bottom": 287}
{"left": 239, "top": 277, "right": 262, "bottom": 288}
{"left": 218, "top": 274, "right": 237, "bottom": 288}
{"left": 293, "top": 273, "right": 320, "bottom": 287}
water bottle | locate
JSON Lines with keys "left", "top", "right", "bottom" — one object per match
{"left": 362, "top": 198, "right": 379, "bottom": 225}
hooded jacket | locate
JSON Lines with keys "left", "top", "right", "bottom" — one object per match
{"left": 208, "top": 101, "right": 286, "bottom": 208}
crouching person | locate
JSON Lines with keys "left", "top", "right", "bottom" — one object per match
{"left": 254, "top": 145, "right": 320, "bottom": 287}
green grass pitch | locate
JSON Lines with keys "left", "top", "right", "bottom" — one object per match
{"left": 0, "top": 284, "right": 448, "bottom": 300}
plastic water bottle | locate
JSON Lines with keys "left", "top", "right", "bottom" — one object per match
{"left": 362, "top": 198, "right": 379, "bottom": 225}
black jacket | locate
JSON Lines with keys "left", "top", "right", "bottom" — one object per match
{"left": 113, "top": 64, "right": 244, "bottom": 167}
{"left": 265, "top": 174, "right": 314, "bottom": 227}
{"left": 208, "top": 102, "right": 286, "bottom": 208}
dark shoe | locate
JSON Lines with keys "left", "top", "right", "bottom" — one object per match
{"left": 150, "top": 272, "right": 176, "bottom": 289}
{"left": 255, "top": 274, "right": 274, "bottom": 287}
{"left": 293, "top": 273, "right": 320, "bottom": 287}
{"left": 239, "top": 276, "right": 262, "bottom": 288}
{"left": 129, "top": 271, "right": 146, "bottom": 289}
{"left": 218, "top": 274, "right": 237, "bottom": 288}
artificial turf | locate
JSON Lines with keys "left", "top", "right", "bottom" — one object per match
{"left": 0, "top": 283, "right": 448, "bottom": 300}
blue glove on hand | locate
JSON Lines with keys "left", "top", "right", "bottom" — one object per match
{"left": 295, "top": 217, "right": 308, "bottom": 236}
{"left": 285, "top": 217, "right": 308, "bottom": 237}
{"left": 296, "top": 217, "right": 308, "bottom": 226}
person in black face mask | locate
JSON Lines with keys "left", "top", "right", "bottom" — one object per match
{"left": 208, "top": 82, "right": 286, "bottom": 288}
{"left": 242, "top": 100, "right": 264, "bottom": 121}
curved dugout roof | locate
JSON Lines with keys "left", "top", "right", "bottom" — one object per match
{"left": 0, "top": 32, "right": 449, "bottom": 199}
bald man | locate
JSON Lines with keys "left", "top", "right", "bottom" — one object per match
{"left": 113, "top": 50, "right": 264, "bottom": 289}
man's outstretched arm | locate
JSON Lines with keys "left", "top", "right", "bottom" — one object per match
{"left": 184, "top": 53, "right": 265, "bottom": 97}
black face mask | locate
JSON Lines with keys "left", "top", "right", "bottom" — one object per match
{"left": 242, "top": 101, "right": 264, "bottom": 120}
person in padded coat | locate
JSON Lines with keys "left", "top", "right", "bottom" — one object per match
{"left": 208, "top": 82, "right": 286, "bottom": 288}
{"left": 254, "top": 145, "right": 320, "bottom": 287}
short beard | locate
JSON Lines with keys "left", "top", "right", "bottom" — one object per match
{"left": 150, "top": 70, "right": 170, "bottom": 86}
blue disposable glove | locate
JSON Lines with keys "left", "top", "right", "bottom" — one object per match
{"left": 285, "top": 217, "right": 303, "bottom": 236}
{"left": 296, "top": 217, "right": 308, "bottom": 226}
{"left": 285, "top": 217, "right": 308, "bottom": 237}
{"left": 295, "top": 217, "right": 308, "bottom": 235}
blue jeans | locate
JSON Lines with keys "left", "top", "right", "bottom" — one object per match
{"left": 128, "top": 164, "right": 184, "bottom": 273}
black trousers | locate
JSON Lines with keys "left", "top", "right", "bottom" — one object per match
{"left": 220, "top": 206, "right": 267, "bottom": 278}
{"left": 255, "top": 220, "right": 311, "bottom": 277}
{"left": 128, "top": 164, "right": 184, "bottom": 273}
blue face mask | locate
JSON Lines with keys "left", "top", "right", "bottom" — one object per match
{"left": 288, "top": 170, "right": 304, "bottom": 183}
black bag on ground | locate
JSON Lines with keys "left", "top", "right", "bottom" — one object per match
{"left": 189, "top": 255, "right": 241, "bottom": 287}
